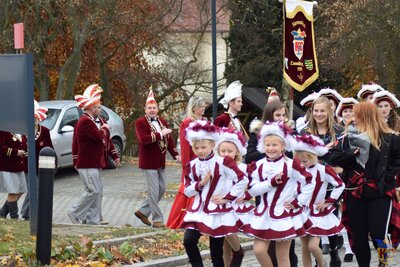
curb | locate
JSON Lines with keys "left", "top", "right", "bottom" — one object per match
{"left": 125, "top": 241, "right": 254, "bottom": 267}
{"left": 92, "top": 229, "right": 170, "bottom": 247}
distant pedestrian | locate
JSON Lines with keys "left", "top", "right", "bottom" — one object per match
{"left": 214, "top": 80, "right": 248, "bottom": 139}
{"left": 21, "top": 100, "right": 54, "bottom": 221}
{"left": 134, "top": 89, "right": 180, "bottom": 228}
{"left": 67, "top": 84, "right": 112, "bottom": 225}
{"left": 167, "top": 96, "right": 206, "bottom": 229}
{"left": 0, "top": 131, "right": 27, "bottom": 219}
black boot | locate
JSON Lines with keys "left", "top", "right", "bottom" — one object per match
{"left": 0, "top": 201, "right": 9, "bottom": 218}
{"left": 8, "top": 201, "right": 19, "bottom": 219}
{"left": 329, "top": 249, "right": 341, "bottom": 267}
{"left": 230, "top": 247, "right": 244, "bottom": 267}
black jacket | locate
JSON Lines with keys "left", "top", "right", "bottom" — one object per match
{"left": 245, "top": 133, "right": 264, "bottom": 164}
{"left": 327, "top": 133, "right": 400, "bottom": 196}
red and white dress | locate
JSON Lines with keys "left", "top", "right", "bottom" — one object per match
{"left": 241, "top": 155, "right": 314, "bottom": 241}
{"left": 167, "top": 117, "right": 198, "bottom": 229}
{"left": 304, "top": 164, "right": 345, "bottom": 236}
{"left": 232, "top": 162, "right": 256, "bottom": 227}
{"left": 182, "top": 154, "right": 248, "bottom": 237}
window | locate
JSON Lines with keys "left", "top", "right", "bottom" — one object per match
{"left": 100, "top": 108, "right": 109, "bottom": 122}
{"left": 59, "top": 107, "right": 80, "bottom": 130}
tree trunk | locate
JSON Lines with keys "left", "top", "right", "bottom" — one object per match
{"left": 95, "top": 38, "right": 112, "bottom": 107}
{"left": 55, "top": 5, "right": 90, "bottom": 100}
{"left": 36, "top": 50, "right": 50, "bottom": 101}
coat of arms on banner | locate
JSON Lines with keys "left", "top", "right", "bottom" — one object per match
{"left": 291, "top": 29, "right": 306, "bottom": 60}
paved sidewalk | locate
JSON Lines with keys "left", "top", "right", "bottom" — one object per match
{"left": 1, "top": 160, "right": 398, "bottom": 266}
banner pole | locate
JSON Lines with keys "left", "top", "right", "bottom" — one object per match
{"left": 289, "top": 86, "right": 294, "bottom": 120}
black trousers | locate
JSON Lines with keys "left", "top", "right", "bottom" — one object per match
{"left": 347, "top": 194, "right": 391, "bottom": 267}
{"left": 183, "top": 229, "right": 224, "bottom": 267}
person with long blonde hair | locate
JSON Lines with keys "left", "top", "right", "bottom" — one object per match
{"left": 302, "top": 96, "right": 343, "bottom": 149}
{"left": 328, "top": 102, "right": 400, "bottom": 267}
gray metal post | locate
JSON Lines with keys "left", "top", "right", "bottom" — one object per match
{"left": 36, "top": 147, "right": 56, "bottom": 265}
{"left": 212, "top": 0, "right": 218, "bottom": 121}
{"left": 25, "top": 55, "right": 38, "bottom": 235}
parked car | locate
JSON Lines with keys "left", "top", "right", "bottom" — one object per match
{"left": 39, "top": 100, "right": 126, "bottom": 169}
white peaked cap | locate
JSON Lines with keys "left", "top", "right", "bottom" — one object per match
{"left": 300, "top": 92, "right": 319, "bottom": 107}
{"left": 357, "top": 83, "right": 384, "bottom": 100}
{"left": 318, "top": 88, "right": 343, "bottom": 106}
{"left": 257, "top": 121, "right": 295, "bottom": 153}
{"left": 336, "top": 97, "right": 359, "bottom": 118}
{"left": 293, "top": 134, "right": 328, "bottom": 157}
{"left": 372, "top": 90, "right": 400, "bottom": 108}
{"left": 216, "top": 128, "right": 247, "bottom": 156}
{"left": 219, "top": 81, "right": 243, "bottom": 109}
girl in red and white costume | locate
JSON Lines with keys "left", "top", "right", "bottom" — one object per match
{"left": 182, "top": 121, "right": 248, "bottom": 267}
{"left": 215, "top": 128, "right": 255, "bottom": 267}
{"left": 292, "top": 134, "right": 345, "bottom": 267}
{"left": 240, "top": 121, "right": 314, "bottom": 267}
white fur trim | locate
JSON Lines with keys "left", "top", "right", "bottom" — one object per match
{"left": 216, "top": 132, "right": 247, "bottom": 156}
{"left": 185, "top": 120, "right": 220, "bottom": 145}
{"left": 318, "top": 88, "right": 342, "bottom": 103}
{"left": 357, "top": 83, "right": 384, "bottom": 99}
{"left": 292, "top": 135, "right": 328, "bottom": 157}
{"left": 336, "top": 97, "right": 358, "bottom": 118}
{"left": 300, "top": 92, "right": 319, "bottom": 107}
{"left": 249, "top": 119, "right": 263, "bottom": 134}
{"left": 372, "top": 90, "right": 400, "bottom": 108}
{"left": 256, "top": 123, "right": 294, "bottom": 153}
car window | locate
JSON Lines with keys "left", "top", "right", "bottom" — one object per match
{"left": 59, "top": 107, "right": 80, "bottom": 130}
{"left": 100, "top": 108, "right": 109, "bottom": 122}
{"left": 40, "top": 108, "right": 61, "bottom": 130}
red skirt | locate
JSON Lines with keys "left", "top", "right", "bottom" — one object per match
{"left": 166, "top": 182, "right": 194, "bottom": 229}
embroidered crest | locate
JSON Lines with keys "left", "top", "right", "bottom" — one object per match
{"left": 291, "top": 28, "right": 306, "bottom": 60}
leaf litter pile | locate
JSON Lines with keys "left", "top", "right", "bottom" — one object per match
{"left": 0, "top": 219, "right": 209, "bottom": 266}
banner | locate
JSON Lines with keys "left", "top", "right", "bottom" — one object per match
{"left": 283, "top": 0, "right": 318, "bottom": 92}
